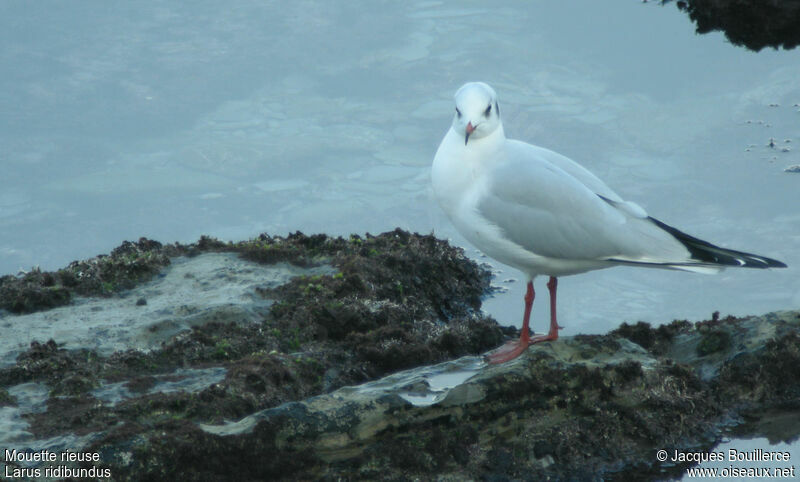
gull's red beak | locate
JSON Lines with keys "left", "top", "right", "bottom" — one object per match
{"left": 465, "top": 122, "right": 475, "bottom": 145}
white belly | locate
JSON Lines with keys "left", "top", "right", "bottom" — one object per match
{"left": 450, "top": 205, "right": 609, "bottom": 278}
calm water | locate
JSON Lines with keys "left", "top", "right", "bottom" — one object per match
{"left": 1, "top": 1, "right": 798, "bottom": 331}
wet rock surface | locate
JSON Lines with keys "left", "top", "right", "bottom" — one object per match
{"left": 0, "top": 238, "right": 173, "bottom": 314}
{"left": 668, "top": 0, "right": 800, "bottom": 51}
{"left": 0, "top": 230, "right": 507, "bottom": 477}
{"left": 182, "top": 312, "right": 798, "bottom": 481}
{"left": 0, "top": 230, "right": 797, "bottom": 480}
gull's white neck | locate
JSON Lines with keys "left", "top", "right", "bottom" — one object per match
{"left": 431, "top": 122, "right": 506, "bottom": 217}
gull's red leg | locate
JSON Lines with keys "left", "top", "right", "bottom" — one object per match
{"left": 520, "top": 280, "right": 534, "bottom": 343}
{"left": 486, "top": 277, "right": 560, "bottom": 364}
{"left": 486, "top": 280, "right": 535, "bottom": 364}
{"left": 530, "top": 276, "right": 560, "bottom": 342}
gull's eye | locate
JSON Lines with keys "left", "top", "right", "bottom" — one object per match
{"left": 455, "top": 107, "right": 462, "bottom": 118}
{"left": 484, "top": 104, "right": 492, "bottom": 117}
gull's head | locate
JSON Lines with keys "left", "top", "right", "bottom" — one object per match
{"left": 452, "top": 82, "right": 501, "bottom": 145}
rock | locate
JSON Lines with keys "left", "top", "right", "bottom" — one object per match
{"left": 1, "top": 231, "right": 798, "bottom": 480}
{"left": 671, "top": 0, "right": 800, "bottom": 51}
{"left": 78, "top": 310, "right": 800, "bottom": 481}
{"left": 0, "top": 230, "right": 506, "bottom": 477}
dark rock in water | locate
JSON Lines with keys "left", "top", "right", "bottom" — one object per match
{"left": 0, "top": 237, "right": 174, "bottom": 314}
{"left": 81, "top": 311, "right": 800, "bottom": 481}
{"left": 669, "top": 0, "right": 800, "bottom": 51}
{"left": 0, "top": 387, "right": 12, "bottom": 407}
{"left": 0, "top": 230, "right": 797, "bottom": 480}
{"left": 0, "top": 230, "right": 505, "bottom": 472}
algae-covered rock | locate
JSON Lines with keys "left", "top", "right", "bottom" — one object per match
{"left": 1, "top": 231, "right": 798, "bottom": 480}
{"left": 84, "top": 311, "right": 800, "bottom": 481}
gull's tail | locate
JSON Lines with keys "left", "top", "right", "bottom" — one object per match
{"left": 648, "top": 217, "right": 787, "bottom": 269}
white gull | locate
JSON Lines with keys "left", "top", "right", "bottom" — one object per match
{"left": 431, "top": 82, "right": 787, "bottom": 364}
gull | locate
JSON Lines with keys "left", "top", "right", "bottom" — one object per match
{"left": 431, "top": 82, "right": 787, "bottom": 364}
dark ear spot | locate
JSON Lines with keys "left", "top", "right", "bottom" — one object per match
{"left": 456, "top": 107, "right": 462, "bottom": 118}
{"left": 495, "top": 101, "right": 499, "bottom": 116}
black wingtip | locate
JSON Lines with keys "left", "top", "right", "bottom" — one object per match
{"left": 648, "top": 217, "right": 787, "bottom": 269}
{"left": 766, "top": 258, "right": 788, "bottom": 269}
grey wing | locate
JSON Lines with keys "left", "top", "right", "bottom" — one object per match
{"left": 511, "top": 141, "right": 623, "bottom": 202}
{"left": 476, "top": 147, "right": 690, "bottom": 262}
